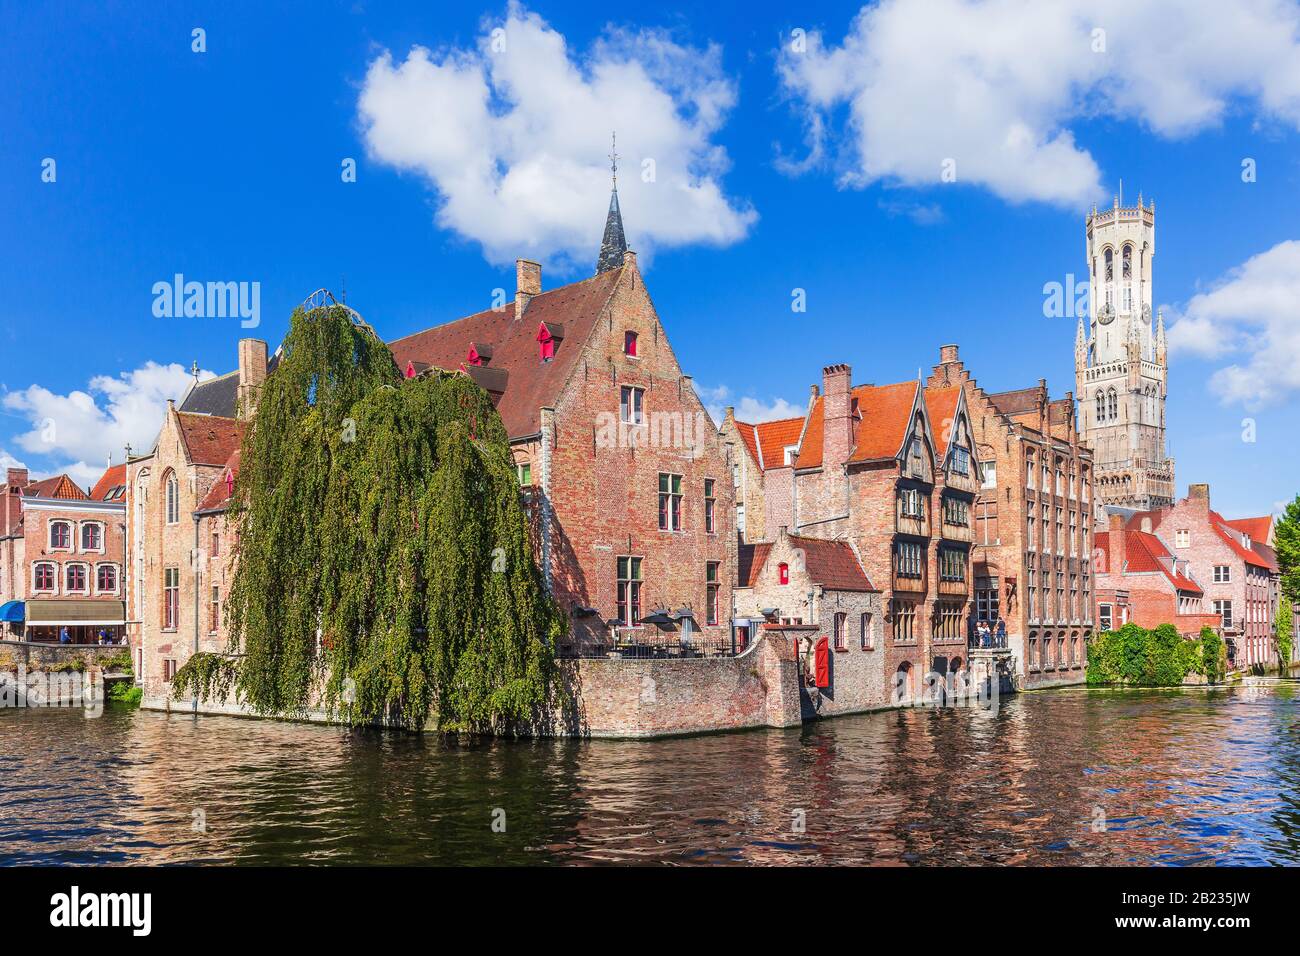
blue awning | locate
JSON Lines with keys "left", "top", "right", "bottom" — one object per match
{"left": 0, "top": 600, "right": 24, "bottom": 623}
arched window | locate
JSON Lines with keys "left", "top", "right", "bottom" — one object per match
{"left": 81, "top": 522, "right": 103, "bottom": 551}
{"left": 164, "top": 471, "right": 179, "bottom": 525}
{"left": 1122, "top": 246, "right": 1133, "bottom": 310}
{"left": 97, "top": 564, "right": 118, "bottom": 593}
{"left": 1095, "top": 390, "right": 1104, "bottom": 421}
{"left": 1107, "top": 388, "right": 1117, "bottom": 421}
{"left": 1103, "top": 248, "right": 1114, "bottom": 307}
{"left": 34, "top": 562, "right": 56, "bottom": 592}
{"left": 66, "top": 564, "right": 88, "bottom": 593}
{"left": 50, "top": 521, "right": 72, "bottom": 550}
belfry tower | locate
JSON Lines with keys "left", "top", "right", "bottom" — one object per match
{"left": 1075, "top": 193, "right": 1175, "bottom": 526}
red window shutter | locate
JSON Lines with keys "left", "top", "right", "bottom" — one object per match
{"left": 815, "top": 637, "right": 830, "bottom": 688}
{"left": 779, "top": 562, "right": 789, "bottom": 585}
{"left": 625, "top": 330, "right": 637, "bottom": 356}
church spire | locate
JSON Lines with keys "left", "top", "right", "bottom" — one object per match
{"left": 596, "top": 131, "right": 627, "bottom": 275}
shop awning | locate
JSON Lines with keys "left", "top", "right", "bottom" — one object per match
{"left": 0, "top": 600, "right": 23, "bottom": 622}
{"left": 24, "top": 600, "right": 125, "bottom": 627}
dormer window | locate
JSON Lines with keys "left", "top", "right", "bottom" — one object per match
{"left": 783, "top": 445, "right": 798, "bottom": 466}
{"left": 466, "top": 342, "right": 492, "bottom": 367}
{"left": 624, "top": 331, "right": 638, "bottom": 357}
{"left": 536, "top": 322, "right": 563, "bottom": 362}
{"left": 951, "top": 446, "right": 970, "bottom": 476}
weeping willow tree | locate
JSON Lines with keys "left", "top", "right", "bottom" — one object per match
{"left": 206, "top": 304, "right": 561, "bottom": 732}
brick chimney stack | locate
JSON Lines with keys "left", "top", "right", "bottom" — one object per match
{"left": 516, "top": 259, "right": 541, "bottom": 317}
{"left": 1188, "top": 483, "right": 1210, "bottom": 511}
{"left": 237, "top": 338, "right": 268, "bottom": 418}
{"left": 1107, "top": 512, "right": 1126, "bottom": 573}
{"left": 822, "top": 364, "right": 853, "bottom": 472}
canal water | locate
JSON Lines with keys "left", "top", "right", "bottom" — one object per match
{"left": 2, "top": 684, "right": 1298, "bottom": 865}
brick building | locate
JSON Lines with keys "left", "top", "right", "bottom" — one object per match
{"left": 745, "top": 363, "right": 980, "bottom": 698}
{"left": 734, "top": 527, "right": 885, "bottom": 714}
{"left": 389, "top": 187, "right": 737, "bottom": 655}
{"left": 1094, "top": 513, "right": 1218, "bottom": 636}
{"left": 719, "top": 411, "right": 806, "bottom": 544}
{"left": 1119, "top": 485, "right": 1283, "bottom": 670}
{"left": 926, "top": 345, "right": 1094, "bottom": 688}
{"left": 125, "top": 343, "right": 258, "bottom": 698}
{"left": 0, "top": 468, "right": 127, "bottom": 643}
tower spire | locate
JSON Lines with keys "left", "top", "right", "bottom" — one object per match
{"left": 595, "top": 131, "right": 628, "bottom": 275}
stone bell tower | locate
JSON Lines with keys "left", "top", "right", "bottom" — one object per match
{"left": 1075, "top": 192, "right": 1175, "bottom": 527}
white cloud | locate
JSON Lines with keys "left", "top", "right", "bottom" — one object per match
{"left": 1167, "top": 239, "right": 1300, "bottom": 408}
{"left": 3, "top": 361, "right": 213, "bottom": 476}
{"left": 357, "top": 3, "right": 756, "bottom": 270}
{"left": 700, "top": 384, "right": 804, "bottom": 425}
{"left": 778, "top": 0, "right": 1300, "bottom": 206}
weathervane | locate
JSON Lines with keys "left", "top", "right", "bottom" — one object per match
{"left": 609, "top": 131, "right": 618, "bottom": 189}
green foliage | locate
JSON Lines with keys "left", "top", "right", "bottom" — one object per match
{"left": 1200, "top": 626, "right": 1226, "bottom": 685}
{"left": 48, "top": 659, "right": 87, "bottom": 673}
{"left": 100, "top": 650, "right": 133, "bottom": 675}
{"left": 1086, "top": 622, "right": 1205, "bottom": 686}
{"left": 222, "top": 305, "right": 561, "bottom": 732}
{"left": 107, "top": 682, "right": 143, "bottom": 707}
{"left": 171, "top": 651, "right": 240, "bottom": 702}
{"left": 1276, "top": 494, "right": 1300, "bottom": 608}
{"left": 1275, "top": 607, "right": 1294, "bottom": 671}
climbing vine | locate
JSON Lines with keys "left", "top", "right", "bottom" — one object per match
{"left": 218, "top": 304, "right": 561, "bottom": 732}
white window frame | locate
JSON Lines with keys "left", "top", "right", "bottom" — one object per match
{"left": 32, "top": 561, "right": 58, "bottom": 594}
{"left": 64, "top": 561, "right": 91, "bottom": 595}
{"left": 94, "top": 562, "right": 120, "bottom": 595}
{"left": 80, "top": 520, "right": 106, "bottom": 553}
{"left": 49, "top": 519, "right": 73, "bottom": 552}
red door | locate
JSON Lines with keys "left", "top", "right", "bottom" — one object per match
{"left": 814, "top": 637, "right": 830, "bottom": 689}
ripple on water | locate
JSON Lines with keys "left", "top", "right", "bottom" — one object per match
{"left": 2, "top": 685, "right": 1299, "bottom": 864}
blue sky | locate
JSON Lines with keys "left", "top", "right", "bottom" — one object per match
{"left": 2, "top": 0, "right": 1299, "bottom": 519}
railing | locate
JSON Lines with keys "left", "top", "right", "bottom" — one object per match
{"left": 969, "top": 631, "right": 1010, "bottom": 650}
{"left": 557, "top": 629, "right": 736, "bottom": 660}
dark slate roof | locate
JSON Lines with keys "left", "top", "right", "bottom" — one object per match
{"left": 388, "top": 267, "right": 625, "bottom": 440}
{"left": 180, "top": 372, "right": 239, "bottom": 418}
{"left": 596, "top": 188, "right": 627, "bottom": 275}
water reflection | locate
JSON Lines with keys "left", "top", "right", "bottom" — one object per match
{"left": 1, "top": 685, "right": 1297, "bottom": 865}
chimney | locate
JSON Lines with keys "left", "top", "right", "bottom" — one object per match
{"left": 623, "top": 250, "right": 637, "bottom": 271}
{"left": 516, "top": 259, "right": 541, "bottom": 317}
{"left": 237, "top": 338, "right": 268, "bottom": 418}
{"left": 1107, "top": 512, "right": 1126, "bottom": 573}
{"left": 1188, "top": 483, "right": 1210, "bottom": 510}
{"left": 7, "top": 467, "right": 28, "bottom": 488}
{"left": 821, "top": 364, "right": 853, "bottom": 472}
{"left": 939, "top": 344, "right": 959, "bottom": 364}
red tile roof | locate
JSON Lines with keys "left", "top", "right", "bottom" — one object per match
{"left": 923, "top": 385, "right": 961, "bottom": 459}
{"left": 1097, "top": 529, "right": 1202, "bottom": 593}
{"left": 791, "top": 534, "right": 876, "bottom": 591}
{"left": 796, "top": 380, "right": 919, "bottom": 470}
{"left": 736, "top": 542, "right": 772, "bottom": 588}
{"left": 90, "top": 464, "right": 127, "bottom": 501}
{"left": 740, "top": 535, "right": 875, "bottom": 591}
{"left": 734, "top": 416, "right": 805, "bottom": 471}
{"left": 388, "top": 267, "right": 624, "bottom": 440}
{"left": 176, "top": 412, "right": 246, "bottom": 467}
{"left": 22, "top": 475, "right": 88, "bottom": 500}
{"left": 1225, "top": 516, "right": 1272, "bottom": 547}
{"left": 196, "top": 449, "right": 240, "bottom": 513}
{"left": 1209, "top": 510, "right": 1270, "bottom": 568}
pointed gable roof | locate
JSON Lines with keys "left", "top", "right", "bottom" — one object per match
{"left": 734, "top": 416, "right": 806, "bottom": 471}
{"left": 923, "top": 385, "right": 962, "bottom": 460}
{"left": 740, "top": 533, "right": 876, "bottom": 592}
{"left": 796, "top": 380, "right": 921, "bottom": 470}
{"left": 22, "top": 474, "right": 88, "bottom": 501}
{"left": 388, "top": 267, "right": 625, "bottom": 440}
{"left": 737, "top": 541, "right": 772, "bottom": 588}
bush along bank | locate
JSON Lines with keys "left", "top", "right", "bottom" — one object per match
{"left": 1086, "top": 623, "right": 1227, "bottom": 687}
